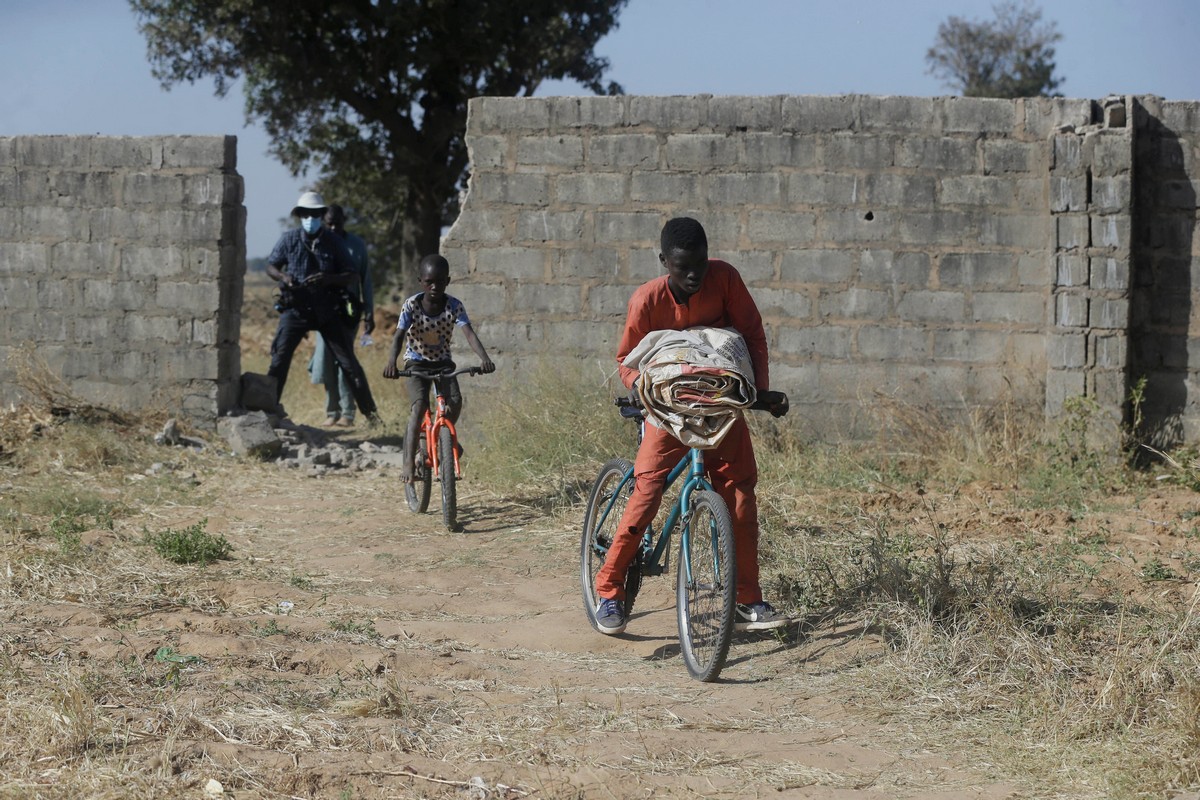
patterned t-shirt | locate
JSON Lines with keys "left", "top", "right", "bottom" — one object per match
{"left": 396, "top": 293, "right": 471, "bottom": 362}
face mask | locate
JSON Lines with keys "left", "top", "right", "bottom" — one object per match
{"left": 301, "top": 216, "right": 322, "bottom": 234}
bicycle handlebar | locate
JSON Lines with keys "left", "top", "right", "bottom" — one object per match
{"left": 395, "top": 365, "right": 484, "bottom": 379}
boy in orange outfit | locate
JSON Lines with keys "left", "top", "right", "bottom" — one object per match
{"left": 594, "top": 217, "right": 790, "bottom": 635}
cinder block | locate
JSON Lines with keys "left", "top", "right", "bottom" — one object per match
{"left": 1093, "top": 333, "right": 1127, "bottom": 369}
{"left": 752, "top": 287, "right": 811, "bottom": 319}
{"left": 975, "top": 291, "right": 1047, "bottom": 325}
{"left": 897, "top": 210, "right": 977, "bottom": 246}
{"left": 14, "top": 136, "right": 91, "bottom": 168}
{"left": 1052, "top": 134, "right": 1083, "bottom": 173}
{"left": 1046, "top": 333, "right": 1086, "bottom": 368}
{"left": 549, "top": 96, "right": 625, "bottom": 129}
{"left": 1055, "top": 215, "right": 1090, "bottom": 249}
{"left": 450, "top": 282, "right": 508, "bottom": 317}
{"left": 895, "top": 290, "right": 964, "bottom": 322}
{"left": 747, "top": 210, "right": 816, "bottom": 244}
{"left": 446, "top": 208, "right": 509, "bottom": 242}
{"left": 1091, "top": 214, "right": 1130, "bottom": 251}
{"left": 724, "top": 250, "right": 776, "bottom": 284}
{"left": 895, "top": 137, "right": 976, "bottom": 171}
{"left": 860, "top": 96, "right": 940, "bottom": 132}
{"left": 122, "top": 172, "right": 185, "bottom": 205}
{"left": 472, "top": 173, "right": 550, "bottom": 205}
{"left": 1092, "top": 297, "right": 1129, "bottom": 329}
{"left": 512, "top": 283, "right": 581, "bottom": 314}
{"left": 1088, "top": 130, "right": 1132, "bottom": 176}
{"left": 857, "top": 325, "right": 927, "bottom": 360}
{"left": 983, "top": 140, "right": 1040, "bottom": 174}
{"left": 1024, "top": 98, "right": 1094, "bottom": 139}
{"left": 190, "top": 318, "right": 217, "bottom": 346}
{"left": 664, "top": 134, "right": 739, "bottom": 169}
{"left": 556, "top": 173, "right": 625, "bottom": 205}
{"left": 707, "top": 96, "right": 781, "bottom": 131}
{"left": 516, "top": 135, "right": 583, "bottom": 168}
{"left": 468, "top": 136, "right": 507, "bottom": 170}
{"left": 741, "top": 133, "right": 817, "bottom": 169}
{"left": 943, "top": 96, "right": 1016, "bottom": 133}
{"left": 629, "top": 96, "right": 704, "bottom": 129}
{"left": 22, "top": 205, "right": 80, "bottom": 239}
{"left": 1045, "top": 369, "right": 1086, "bottom": 416}
{"left": 159, "top": 136, "right": 232, "bottom": 170}
{"left": 0, "top": 276, "right": 37, "bottom": 306}
{"left": 51, "top": 170, "right": 116, "bottom": 206}
{"left": 594, "top": 212, "right": 662, "bottom": 243}
{"left": 588, "top": 134, "right": 659, "bottom": 168}
{"left": 468, "top": 97, "right": 550, "bottom": 134}
{"left": 705, "top": 173, "right": 782, "bottom": 206}
{"left": 940, "top": 252, "right": 1016, "bottom": 288}
{"left": 87, "top": 137, "right": 156, "bottom": 169}
{"left": 818, "top": 288, "right": 892, "bottom": 321}
{"left": 119, "top": 245, "right": 184, "bottom": 278}
{"left": 72, "top": 316, "right": 110, "bottom": 345}
{"left": 473, "top": 246, "right": 546, "bottom": 281}
{"left": 156, "top": 281, "right": 221, "bottom": 313}
{"left": 557, "top": 247, "right": 620, "bottom": 279}
{"left": 1055, "top": 254, "right": 1089, "bottom": 287}
{"left": 1050, "top": 176, "right": 1087, "bottom": 212}
{"left": 867, "top": 174, "right": 937, "bottom": 207}
{"left": 1055, "top": 293, "right": 1088, "bottom": 327}
{"left": 1090, "top": 256, "right": 1129, "bottom": 291}
{"left": 0, "top": 242, "right": 50, "bottom": 274}
{"left": 788, "top": 173, "right": 858, "bottom": 206}
{"left": 932, "top": 329, "right": 1007, "bottom": 363}
{"left": 823, "top": 134, "right": 894, "bottom": 170}
{"left": 859, "top": 250, "right": 930, "bottom": 285}
{"left": 587, "top": 283, "right": 637, "bottom": 316}
{"left": 781, "top": 95, "right": 858, "bottom": 132}
{"left": 777, "top": 325, "right": 853, "bottom": 359}
{"left": 1091, "top": 176, "right": 1130, "bottom": 213}
{"left": 826, "top": 211, "right": 896, "bottom": 246}
{"left": 37, "top": 277, "right": 74, "bottom": 306}
{"left": 630, "top": 172, "right": 700, "bottom": 204}
{"left": 1018, "top": 254, "right": 1053, "bottom": 286}
{"left": 780, "top": 249, "right": 856, "bottom": 283}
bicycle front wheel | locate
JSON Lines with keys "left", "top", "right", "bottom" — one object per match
{"left": 580, "top": 458, "right": 634, "bottom": 631}
{"left": 676, "top": 490, "right": 736, "bottom": 682}
{"left": 405, "top": 432, "right": 431, "bottom": 513}
{"left": 438, "top": 426, "right": 458, "bottom": 530}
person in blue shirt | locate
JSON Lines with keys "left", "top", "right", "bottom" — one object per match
{"left": 264, "top": 191, "right": 380, "bottom": 424}
{"left": 382, "top": 254, "right": 494, "bottom": 482}
{"left": 306, "top": 203, "right": 376, "bottom": 427}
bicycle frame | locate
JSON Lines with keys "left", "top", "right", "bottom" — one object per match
{"left": 418, "top": 392, "right": 462, "bottom": 479}
{"left": 595, "top": 430, "right": 715, "bottom": 579}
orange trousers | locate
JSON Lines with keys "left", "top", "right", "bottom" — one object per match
{"left": 595, "top": 416, "right": 763, "bottom": 605}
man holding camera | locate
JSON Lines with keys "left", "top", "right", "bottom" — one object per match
{"left": 264, "top": 191, "right": 381, "bottom": 424}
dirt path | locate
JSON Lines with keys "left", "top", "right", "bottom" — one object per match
{"left": 113, "top": 455, "right": 1027, "bottom": 800}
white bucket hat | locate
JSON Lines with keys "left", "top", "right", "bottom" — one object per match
{"left": 291, "top": 191, "right": 327, "bottom": 217}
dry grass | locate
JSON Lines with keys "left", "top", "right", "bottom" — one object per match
{"left": 4, "top": 301, "right": 1200, "bottom": 798}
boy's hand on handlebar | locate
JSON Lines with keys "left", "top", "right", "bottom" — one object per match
{"left": 382, "top": 362, "right": 401, "bottom": 380}
{"left": 758, "top": 390, "right": 789, "bottom": 418}
{"left": 479, "top": 357, "right": 495, "bottom": 374}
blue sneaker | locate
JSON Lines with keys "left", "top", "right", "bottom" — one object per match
{"left": 735, "top": 601, "right": 789, "bottom": 632}
{"left": 595, "top": 598, "right": 627, "bottom": 635}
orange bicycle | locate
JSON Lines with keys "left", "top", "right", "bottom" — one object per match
{"left": 395, "top": 364, "right": 483, "bottom": 530}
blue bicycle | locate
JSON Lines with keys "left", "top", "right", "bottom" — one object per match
{"left": 580, "top": 396, "right": 779, "bottom": 681}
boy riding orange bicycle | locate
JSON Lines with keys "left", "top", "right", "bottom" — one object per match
{"left": 382, "top": 254, "right": 495, "bottom": 484}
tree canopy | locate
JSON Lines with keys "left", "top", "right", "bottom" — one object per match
{"left": 925, "top": 1, "right": 1064, "bottom": 99}
{"left": 130, "top": 0, "right": 627, "bottom": 288}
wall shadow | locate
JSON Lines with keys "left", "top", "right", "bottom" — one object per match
{"left": 1130, "top": 104, "right": 1196, "bottom": 448}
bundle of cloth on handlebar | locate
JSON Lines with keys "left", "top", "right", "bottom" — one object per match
{"left": 622, "top": 326, "right": 757, "bottom": 449}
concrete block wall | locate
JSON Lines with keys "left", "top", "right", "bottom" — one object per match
{"left": 443, "top": 94, "right": 1121, "bottom": 440}
{"left": 0, "top": 136, "right": 244, "bottom": 426}
{"left": 1130, "top": 98, "right": 1200, "bottom": 444}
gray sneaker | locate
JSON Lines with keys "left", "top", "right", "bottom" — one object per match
{"left": 595, "top": 598, "right": 627, "bottom": 635}
{"left": 734, "top": 601, "right": 788, "bottom": 632}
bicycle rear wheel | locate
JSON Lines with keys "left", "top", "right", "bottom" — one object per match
{"left": 580, "top": 458, "right": 635, "bottom": 631}
{"left": 438, "top": 426, "right": 458, "bottom": 530}
{"left": 676, "top": 490, "right": 736, "bottom": 682}
{"left": 405, "top": 432, "right": 431, "bottom": 513}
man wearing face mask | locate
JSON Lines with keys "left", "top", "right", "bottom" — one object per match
{"left": 263, "top": 191, "right": 381, "bottom": 425}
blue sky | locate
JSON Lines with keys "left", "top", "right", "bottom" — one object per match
{"left": 6, "top": 0, "right": 1198, "bottom": 259}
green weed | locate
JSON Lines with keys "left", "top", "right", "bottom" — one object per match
{"left": 144, "top": 519, "right": 231, "bottom": 565}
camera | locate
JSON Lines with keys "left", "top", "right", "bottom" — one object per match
{"left": 273, "top": 285, "right": 296, "bottom": 312}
